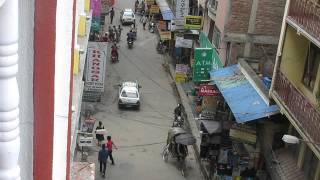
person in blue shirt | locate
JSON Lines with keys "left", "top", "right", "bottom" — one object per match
{"left": 98, "top": 144, "right": 109, "bottom": 177}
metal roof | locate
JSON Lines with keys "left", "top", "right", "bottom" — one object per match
{"left": 210, "top": 65, "right": 279, "bottom": 123}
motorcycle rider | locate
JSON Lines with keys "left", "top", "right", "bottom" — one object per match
{"left": 127, "top": 30, "right": 134, "bottom": 42}
{"left": 108, "top": 26, "right": 114, "bottom": 42}
{"left": 111, "top": 43, "right": 118, "bottom": 61}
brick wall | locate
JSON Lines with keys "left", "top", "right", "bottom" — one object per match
{"left": 255, "top": 0, "right": 286, "bottom": 35}
{"left": 225, "top": 0, "right": 285, "bottom": 36}
{"left": 225, "top": 0, "right": 251, "bottom": 34}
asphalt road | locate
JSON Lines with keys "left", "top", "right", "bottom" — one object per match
{"left": 85, "top": 1, "right": 203, "bottom": 179}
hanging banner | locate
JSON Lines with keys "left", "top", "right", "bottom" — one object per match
{"left": 175, "top": 37, "right": 193, "bottom": 48}
{"left": 150, "top": 5, "right": 160, "bottom": 13}
{"left": 159, "top": 31, "right": 172, "bottom": 40}
{"left": 185, "top": 16, "right": 202, "bottom": 30}
{"left": 101, "top": 0, "right": 110, "bottom": 14}
{"left": 198, "top": 84, "right": 220, "bottom": 96}
{"left": 107, "top": 0, "right": 115, "bottom": 6}
{"left": 175, "top": 0, "right": 189, "bottom": 19}
{"left": 90, "top": 0, "right": 102, "bottom": 17}
{"left": 193, "top": 48, "right": 213, "bottom": 82}
{"left": 85, "top": 42, "right": 108, "bottom": 92}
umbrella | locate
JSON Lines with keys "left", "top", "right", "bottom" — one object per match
{"left": 175, "top": 133, "right": 196, "bottom": 145}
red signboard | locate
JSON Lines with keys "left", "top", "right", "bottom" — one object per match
{"left": 198, "top": 84, "right": 219, "bottom": 96}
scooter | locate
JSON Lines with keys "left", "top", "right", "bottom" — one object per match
{"left": 111, "top": 45, "right": 119, "bottom": 63}
{"left": 149, "top": 22, "right": 155, "bottom": 33}
{"left": 127, "top": 38, "right": 134, "bottom": 49}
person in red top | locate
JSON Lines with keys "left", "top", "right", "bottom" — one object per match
{"left": 106, "top": 136, "right": 117, "bottom": 165}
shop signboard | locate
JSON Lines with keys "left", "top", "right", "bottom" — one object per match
{"left": 159, "top": 31, "right": 172, "bottom": 40}
{"left": 159, "top": 21, "right": 167, "bottom": 31}
{"left": 84, "top": 42, "right": 107, "bottom": 92}
{"left": 146, "top": 0, "right": 155, "bottom": 5}
{"left": 198, "top": 84, "right": 220, "bottom": 96}
{"left": 193, "top": 48, "right": 213, "bottom": 82}
{"left": 150, "top": 5, "right": 160, "bottom": 14}
{"left": 175, "top": 72, "right": 187, "bottom": 83}
{"left": 175, "top": 37, "right": 193, "bottom": 48}
{"left": 175, "top": 0, "right": 189, "bottom": 19}
{"left": 170, "top": 19, "right": 185, "bottom": 31}
{"left": 78, "top": 136, "right": 94, "bottom": 147}
{"left": 184, "top": 16, "right": 202, "bottom": 30}
{"left": 199, "top": 32, "right": 223, "bottom": 70}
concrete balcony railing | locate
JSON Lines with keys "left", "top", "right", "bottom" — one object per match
{"left": 0, "top": 0, "right": 21, "bottom": 179}
{"left": 273, "top": 71, "right": 320, "bottom": 146}
{"left": 287, "top": 0, "right": 320, "bottom": 43}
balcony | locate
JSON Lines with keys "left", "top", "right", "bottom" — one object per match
{"left": 287, "top": 0, "right": 320, "bottom": 43}
{"left": 273, "top": 71, "right": 320, "bottom": 145}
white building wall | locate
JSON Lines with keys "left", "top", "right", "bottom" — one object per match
{"left": 17, "top": 0, "right": 34, "bottom": 180}
{"left": 52, "top": 0, "right": 74, "bottom": 179}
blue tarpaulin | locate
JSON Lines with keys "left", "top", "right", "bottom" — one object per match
{"left": 156, "top": 0, "right": 175, "bottom": 20}
{"left": 210, "top": 65, "right": 279, "bottom": 123}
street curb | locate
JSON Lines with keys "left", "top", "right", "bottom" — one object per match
{"left": 164, "top": 57, "right": 209, "bottom": 180}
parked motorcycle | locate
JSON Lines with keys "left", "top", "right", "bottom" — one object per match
{"left": 157, "top": 40, "right": 166, "bottom": 54}
{"left": 149, "top": 22, "right": 155, "bottom": 33}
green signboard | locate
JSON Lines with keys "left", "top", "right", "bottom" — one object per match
{"left": 198, "top": 32, "right": 223, "bottom": 71}
{"left": 193, "top": 48, "right": 214, "bottom": 82}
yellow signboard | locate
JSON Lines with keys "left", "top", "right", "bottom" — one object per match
{"left": 73, "top": 49, "right": 80, "bottom": 75}
{"left": 175, "top": 72, "right": 187, "bottom": 83}
{"left": 146, "top": 0, "right": 155, "bottom": 5}
{"left": 78, "top": 15, "right": 86, "bottom": 37}
{"left": 184, "top": 16, "right": 203, "bottom": 30}
{"left": 159, "top": 31, "right": 171, "bottom": 40}
{"left": 84, "top": 0, "right": 90, "bottom": 13}
{"left": 150, "top": 5, "right": 159, "bottom": 14}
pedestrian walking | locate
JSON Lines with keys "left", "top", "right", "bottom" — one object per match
{"left": 141, "top": 15, "right": 147, "bottom": 30}
{"left": 109, "top": 7, "right": 115, "bottom": 24}
{"left": 98, "top": 144, "right": 109, "bottom": 178}
{"left": 95, "top": 121, "right": 105, "bottom": 146}
{"left": 106, "top": 136, "right": 118, "bottom": 165}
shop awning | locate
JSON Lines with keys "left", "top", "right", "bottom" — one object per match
{"left": 201, "top": 120, "right": 221, "bottom": 134}
{"left": 156, "top": 0, "right": 175, "bottom": 20}
{"left": 210, "top": 65, "right": 279, "bottom": 123}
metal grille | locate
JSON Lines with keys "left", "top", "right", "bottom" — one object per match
{"left": 288, "top": 0, "right": 320, "bottom": 43}
{"left": 273, "top": 71, "right": 320, "bottom": 144}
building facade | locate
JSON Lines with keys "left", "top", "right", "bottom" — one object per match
{"left": 270, "top": 0, "right": 320, "bottom": 179}
{"left": 202, "top": 0, "right": 285, "bottom": 76}
{"left": 0, "top": 0, "right": 89, "bottom": 179}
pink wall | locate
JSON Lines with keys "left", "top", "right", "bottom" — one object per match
{"left": 214, "top": 0, "right": 230, "bottom": 65}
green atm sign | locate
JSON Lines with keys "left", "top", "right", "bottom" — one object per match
{"left": 193, "top": 48, "right": 213, "bottom": 82}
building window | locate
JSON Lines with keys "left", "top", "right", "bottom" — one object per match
{"left": 208, "top": 20, "right": 215, "bottom": 44}
{"left": 208, "top": 0, "right": 218, "bottom": 10}
{"left": 302, "top": 43, "right": 320, "bottom": 90}
{"left": 212, "top": 26, "right": 221, "bottom": 48}
{"left": 302, "top": 146, "right": 318, "bottom": 180}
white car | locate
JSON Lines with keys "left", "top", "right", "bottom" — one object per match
{"left": 120, "top": 9, "right": 135, "bottom": 25}
{"left": 118, "top": 81, "right": 141, "bottom": 109}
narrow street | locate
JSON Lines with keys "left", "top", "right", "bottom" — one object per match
{"left": 85, "top": 0, "right": 203, "bottom": 180}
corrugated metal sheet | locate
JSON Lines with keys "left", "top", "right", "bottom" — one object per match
{"left": 210, "top": 65, "right": 279, "bottom": 123}
{"left": 155, "top": 0, "right": 175, "bottom": 20}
